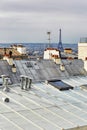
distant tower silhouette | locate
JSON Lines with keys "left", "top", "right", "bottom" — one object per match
{"left": 47, "top": 31, "right": 51, "bottom": 48}
{"left": 58, "top": 29, "right": 63, "bottom": 51}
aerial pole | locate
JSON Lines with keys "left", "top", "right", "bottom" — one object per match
{"left": 58, "top": 29, "right": 63, "bottom": 51}
{"left": 47, "top": 31, "right": 51, "bottom": 48}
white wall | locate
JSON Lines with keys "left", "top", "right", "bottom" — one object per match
{"left": 84, "top": 61, "right": 87, "bottom": 71}
{"left": 78, "top": 42, "right": 87, "bottom": 71}
{"left": 44, "top": 49, "right": 59, "bottom": 59}
{"left": 17, "top": 47, "right": 26, "bottom": 54}
{"left": 3, "top": 56, "right": 13, "bottom": 65}
{"left": 78, "top": 43, "right": 87, "bottom": 60}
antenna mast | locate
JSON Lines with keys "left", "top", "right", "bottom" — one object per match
{"left": 47, "top": 31, "right": 51, "bottom": 48}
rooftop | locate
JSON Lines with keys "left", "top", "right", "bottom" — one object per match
{"left": 0, "top": 48, "right": 21, "bottom": 56}
{"left": 0, "top": 59, "right": 87, "bottom": 130}
{"left": 64, "top": 48, "right": 72, "bottom": 50}
{"left": 45, "top": 48, "right": 59, "bottom": 51}
{"left": 0, "top": 76, "right": 87, "bottom": 130}
{"left": 0, "top": 59, "right": 86, "bottom": 84}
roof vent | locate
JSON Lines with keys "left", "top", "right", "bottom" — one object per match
{"left": 60, "top": 64, "right": 65, "bottom": 71}
{"left": 25, "top": 62, "right": 32, "bottom": 67}
{"left": 2, "top": 97, "right": 10, "bottom": 102}
{"left": 37, "top": 57, "right": 41, "bottom": 62}
{"left": 20, "top": 75, "right": 32, "bottom": 90}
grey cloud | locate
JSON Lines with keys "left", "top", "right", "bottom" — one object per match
{"left": 0, "top": 0, "right": 87, "bottom": 43}
{"left": 0, "top": 0, "right": 87, "bottom": 15}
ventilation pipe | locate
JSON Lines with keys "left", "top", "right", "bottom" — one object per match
{"left": 1, "top": 75, "right": 6, "bottom": 86}
{"left": 20, "top": 75, "right": 25, "bottom": 90}
{"left": 20, "top": 75, "right": 32, "bottom": 90}
{"left": 3, "top": 77, "right": 10, "bottom": 92}
{"left": 25, "top": 77, "right": 28, "bottom": 90}
{"left": 27, "top": 79, "right": 32, "bottom": 89}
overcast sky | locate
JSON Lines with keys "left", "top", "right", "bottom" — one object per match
{"left": 0, "top": 0, "right": 87, "bottom": 43}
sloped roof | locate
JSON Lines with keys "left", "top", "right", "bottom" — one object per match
{"left": 14, "top": 59, "right": 69, "bottom": 82}
{"left": 0, "top": 59, "right": 86, "bottom": 84}
{"left": 62, "top": 59, "right": 86, "bottom": 76}
{"left": 64, "top": 48, "right": 72, "bottom": 50}
{"left": 14, "top": 59, "right": 87, "bottom": 82}
{"left": 0, "top": 48, "right": 21, "bottom": 56}
{"left": 0, "top": 76, "right": 87, "bottom": 130}
{"left": 0, "top": 59, "right": 87, "bottom": 129}
{"left": 45, "top": 48, "right": 59, "bottom": 51}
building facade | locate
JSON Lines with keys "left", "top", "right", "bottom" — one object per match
{"left": 44, "top": 48, "right": 60, "bottom": 59}
{"left": 78, "top": 38, "right": 87, "bottom": 71}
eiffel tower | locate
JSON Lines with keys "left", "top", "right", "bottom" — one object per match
{"left": 58, "top": 29, "right": 63, "bottom": 51}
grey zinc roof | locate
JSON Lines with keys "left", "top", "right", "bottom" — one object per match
{"left": 14, "top": 59, "right": 87, "bottom": 83}
{"left": 14, "top": 59, "right": 69, "bottom": 82}
{"left": 0, "top": 76, "right": 87, "bottom": 130}
{"left": 0, "top": 59, "right": 86, "bottom": 84}
{"left": 62, "top": 59, "right": 87, "bottom": 76}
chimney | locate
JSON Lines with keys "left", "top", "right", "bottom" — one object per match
{"left": 9, "top": 51, "right": 12, "bottom": 58}
{"left": 4, "top": 48, "right": 6, "bottom": 55}
{"left": 12, "top": 64, "right": 16, "bottom": 73}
